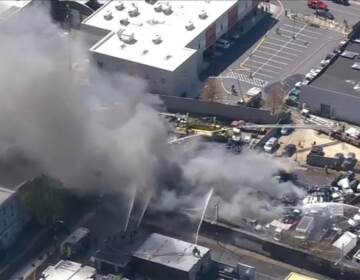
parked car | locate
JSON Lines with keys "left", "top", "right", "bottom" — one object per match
{"left": 215, "top": 39, "right": 231, "bottom": 49}
{"left": 264, "top": 137, "right": 278, "bottom": 153}
{"left": 281, "top": 127, "right": 293, "bottom": 135}
{"left": 314, "top": 10, "right": 334, "bottom": 20}
{"left": 308, "top": 0, "right": 328, "bottom": 10}
{"left": 320, "top": 58, "right": 331, "bottom": 67}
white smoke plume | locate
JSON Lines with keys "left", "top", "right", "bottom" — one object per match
{"left": 0, "top": 6, "right": 304, "bottom": 224}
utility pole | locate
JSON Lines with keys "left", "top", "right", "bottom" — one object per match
{"left": 292, "top": 16, "right": 296, "bottom": 40}
{"left": 249, "top": 53, "right": 254, "bottom": 78}
{"left": 214, "top": 203, "right": 220, "bottom": 223}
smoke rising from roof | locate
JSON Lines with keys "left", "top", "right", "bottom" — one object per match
{"left": 0, "top": 7, "right": 304, "bottom": 223}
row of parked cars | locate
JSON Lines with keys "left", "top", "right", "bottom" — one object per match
{"left": 263, "top": 127, "right": 294, "bottom": 154}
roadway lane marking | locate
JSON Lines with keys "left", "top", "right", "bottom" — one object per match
{"left": 283, "top": 24, "right": 321, "bottom": 35}
{"left": 255, "top": 50, "right": 295, "bottom": 61}
{"left": 263, "top": 41, "right": 304, "bottom": 52}
{"left": 280, "top": 34, "right": 310, "bottom": 44}
{"left": 269, "top": 37, "right": 309, "bottom": 48}
{"left": 222, "top": 72, "right": 269, "bottom": 87}
{"left": 259, "top": 45, "right": 299, "bottom": 56}
{"left": 249, "top": 60, "right": 283, "bottom": 70}
{"left": 253, "top": 71, "right": 275, "bottom": 79}
{"left": 253, "top": 24, "right": 309, "bottom": 77}
{"left": 279, "top": 28, "right": 318, "bottom": 39}
{"left": 250, "top": 54, "right": 288, "bottom": 65}
{"left": 243, "top": 64, "right": 279, "bottom": 74}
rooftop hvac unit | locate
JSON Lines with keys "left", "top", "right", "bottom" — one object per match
{"left": 199, "top": 10, "right": 208, "bottom": 19}
{"left": 104, "top": 11, "right": 113, "bottom": 20}
{"left": 117, "top": 29, "right": 135, "bottom": 44}
{"left": 185, "top": 21, "right": 195, "bottom": 31}
{"left": 115, "top": 0, "right": 125, "bottom": 11}
{"left": 162, "top": 4, "right": 172, "bottom": 15}
{"left": 120, "top": 17, "right": 129, "bottom": 26}
{"left": 152, "top": 34, "right": 162, "bottom": 44}
{"left": 128, "top": 4, "right": 139, "bottom": 17}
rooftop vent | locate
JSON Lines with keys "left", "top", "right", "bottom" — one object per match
{"left": 154, "top": 2, "right": 162, "bottom": 12}
{"left": 185, "top": 21, "right": 195, "bottom": 31}
{"left": 162, "top": 4, "right": 172, "bottom": 15}
{"left": 142, "top": 49, "right": 149, "bottom": 55}
{"left": 152, "top": 34, "right": 162, "bottom": 44}
{"left": 115, "top": 0, "right": 125, "bottom": 11}
{"left": 199, "top": 10, "right": 208, "bottom": 19}
{"left": 120, "top": 17, "right": 129, "bottom": 26}
{"left": 165, "top": 55, "right": 172, "bottom": 60}
{"left": 117, "top": 29, "right": 135, "bottom": 44}
{"left": 104, "top": 11, "right": 113, "bottom": 20}
{"left": 128, "top": 3, "right": 139, "bottom": 17}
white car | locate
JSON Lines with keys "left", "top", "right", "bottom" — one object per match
{"left": 294, "top": 81, "right": 304, "bottom": 88}
{"left": 215, "top": 39, "right": 231, "bottom": 49}
{"left": 264, "top": 137, "right": 278, "bottom": 153}
{"left": 320, "top": 59, "right": 330, "bottom": 67}
{"left": 305, "top": 72, "right": 316, "bottom": 80}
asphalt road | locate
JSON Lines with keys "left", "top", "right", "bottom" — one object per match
{"left": 211, "top": 0, "right": 359, "bottom": 104}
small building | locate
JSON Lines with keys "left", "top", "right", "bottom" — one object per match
{"left": 332, "top": 231, "right": 358, "bottom": 255}
{"left": 39, "top": 260, "right": 96, "bottom": 280}
{"left": 285, "top": 272, "right": 318, "bottom": 280}
{"left": 132, "top": 233, "right": 211, "bottom": 280}
{"left": 295, "top": 216, "right": 314, "bottom": 240}
{"left": 0, "top": 186, "right": 30, "bottom": 250}
{"left": 60, "top": 226, "right": 90, "bottom": 258}
{"left": 81, "top": 0, "right": 260, "bottom": 96}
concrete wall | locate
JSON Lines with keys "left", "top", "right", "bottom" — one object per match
{"left": 160, "top": 96, "right": 280, "bottom": 123}
{"left": 299, "top": 85, "right": 360, "bottom": 125}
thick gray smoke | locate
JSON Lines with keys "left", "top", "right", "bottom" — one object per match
{"left": 155, "top": 143, "right": 305, "bottom": 221}
{"left": 0, "top": 6, "right": 170, "bottom": 203}
{"left": 0, "top": 6, "right": 304, "bottom": 224}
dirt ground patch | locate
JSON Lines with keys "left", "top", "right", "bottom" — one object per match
{"left": 277, "top": 129, "right": 360, "bottom": 165}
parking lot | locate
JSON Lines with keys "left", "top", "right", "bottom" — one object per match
{"left": 210, "top": 0, "right": 360, "bottom": 104}
{"left": 236, "top": 21, "right": 323, "bottom": 85}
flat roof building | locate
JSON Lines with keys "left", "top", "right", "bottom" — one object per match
{"left": 0, "top": 185, "right": 30, "bottom": 250}
{"left": 81, "top": 0, "right": 259, "bottom": 96}
{"left": 40, "top": 260, "right": 96, "bottom": 280}
{"left": 299, "top": 22, "right": 360, "bottom": 124}
{"left": 285, "top": 272, "right": 318, "bottom": 280}
{"left": 295, "top": 216, "right": 314, "bottom": 240}
{"left": 132, "top": 233, "right": 211, "bottom": 280}
{"left": 332, "top": 231, "right": 358, "bottom": 256}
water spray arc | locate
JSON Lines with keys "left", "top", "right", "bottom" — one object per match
{"left": 124, "top": 187, "right": 137, "bottom": 232}
{"left": 195, "top": 188, "right": 214, "bottom": 244}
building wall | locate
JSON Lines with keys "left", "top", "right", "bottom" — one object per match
{"left": 299, "top": 85, "right": 360, "bottom": 124}
{"left": 0, "top": 192, "right": 29, "bottom": 250}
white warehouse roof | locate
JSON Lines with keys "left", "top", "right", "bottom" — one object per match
{"left": 82, "top": 0, "right": 239, "bottom": 71}
{"left": 133, "top": 233, "right": 210, "bottom": 272}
